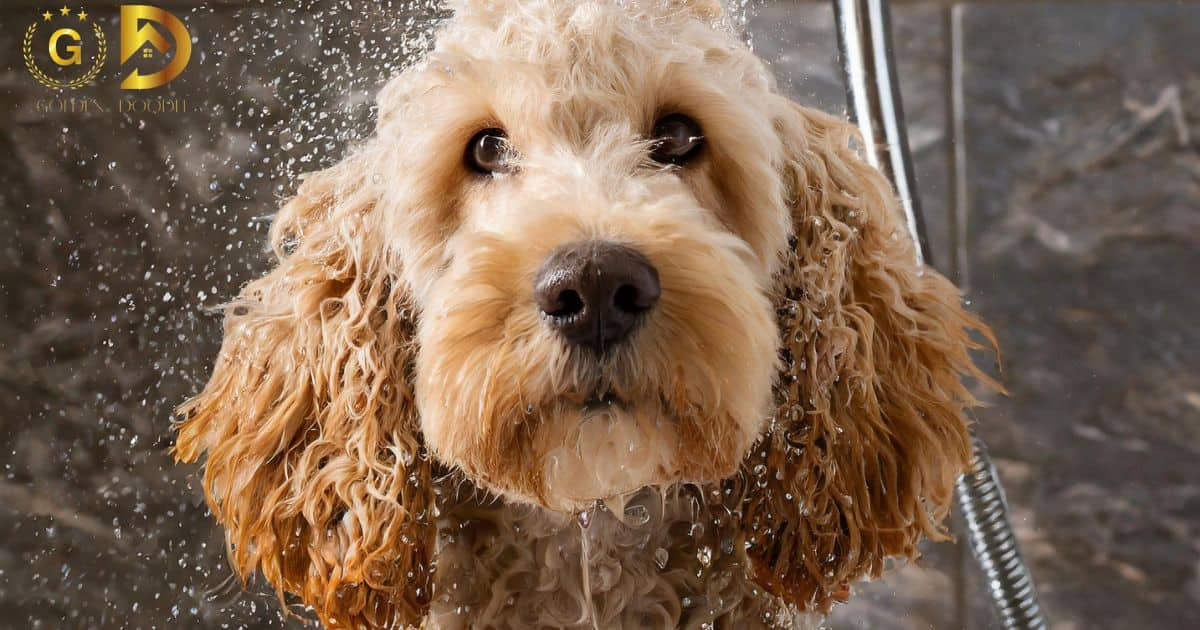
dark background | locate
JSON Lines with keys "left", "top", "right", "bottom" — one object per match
{"left": 2, "top": 1, "right": 1197, "bottom": 628}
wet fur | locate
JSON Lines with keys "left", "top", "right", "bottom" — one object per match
{"left": 430, "top": 485, "right": 815, "bottom": 629}
{"left": 175, "top": 1, "right": 996, "bottom": 627}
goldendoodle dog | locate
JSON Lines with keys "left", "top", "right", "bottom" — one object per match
{"left": 175, "top": 1, "right": 996, "bottom": 627}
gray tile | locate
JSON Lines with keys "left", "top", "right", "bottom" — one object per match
{"left": 960, "top": 3, "right": 1200, "bottom": 629}
{"left": 747, "top": 3, "right": 845, "bottom": 112}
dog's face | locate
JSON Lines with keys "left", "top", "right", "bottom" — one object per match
{"left": 176, "top": 1, "right": 993, "bottom": 627}
{"left": 386, "top": 1, "right": 784, "bottom": 510}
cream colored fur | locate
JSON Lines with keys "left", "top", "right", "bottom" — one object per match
{"left": 175, "top": 1, "right": 995, "bottom": 627}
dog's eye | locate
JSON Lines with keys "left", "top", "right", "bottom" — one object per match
{"left": 466, "top": 128, "right": 514, "bottom": 175}
{"left": 649, "top": 114, "right": 704, "bottom": 165}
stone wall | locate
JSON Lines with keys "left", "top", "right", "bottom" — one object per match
{"left": 1, "top": 1, "right": 1197, "bottom": 628}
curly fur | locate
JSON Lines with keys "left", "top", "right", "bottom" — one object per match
{"left": 430, "top": 485, "right": 815, "bottom": 629}
{"left": 175, "top": 1, "right": 996, "bottom": 627}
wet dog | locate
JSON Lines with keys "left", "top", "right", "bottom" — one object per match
{"left": 176, "top": 1, "right": 995, "bottom": 627}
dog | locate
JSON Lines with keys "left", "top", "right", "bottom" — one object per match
{"left": 175, "top": 1, "right": 996, "bottom": 627}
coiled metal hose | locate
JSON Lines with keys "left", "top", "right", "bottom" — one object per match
{"left": 831, "top": 1, "right": 1048, "bottom": 627}
{"left": 957, "top": 432, "right": 1047, "bottom": 629}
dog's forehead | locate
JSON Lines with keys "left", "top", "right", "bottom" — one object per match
{"left": 435, "top": 0, "right": 739, "bottom": 67}
{"left": 396, "top": 0, "right": 766, "bottom": 139}
{"left": 445, "top": 0, "right": 727, "bottom": 27}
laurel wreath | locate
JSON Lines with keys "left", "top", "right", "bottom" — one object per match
{"left": 23, "top": 21, "right": 107, "bottom": 90}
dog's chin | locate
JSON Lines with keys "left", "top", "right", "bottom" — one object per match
{"left": 535, "top": 397, "right": 681, "bottom": 513}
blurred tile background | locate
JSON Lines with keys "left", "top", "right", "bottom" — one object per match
{"left": 2, "top": 1, "right": 1197, "bottom": 628}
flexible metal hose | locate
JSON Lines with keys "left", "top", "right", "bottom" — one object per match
{"left": 831, "top": 1, "right": 1047, "bottom": 627}
{"left": 957, "top": 432, "right": 1047, "bottom": 629}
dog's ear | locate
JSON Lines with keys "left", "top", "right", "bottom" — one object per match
{"left": 174, "top": 154, "right": 434, "bottom": 627}
{"left": 734, "top": 103, "right": 999, "bottom": 610}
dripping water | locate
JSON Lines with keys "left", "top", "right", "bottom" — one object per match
{"left": 577, "top": 507, "right": 601, "bottom": 630}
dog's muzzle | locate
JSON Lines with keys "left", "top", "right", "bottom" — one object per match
{"left": 534, "top": 240, "right": 660, "bottom": 354}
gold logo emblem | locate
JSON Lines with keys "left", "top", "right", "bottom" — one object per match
{"left": 23, "top": 7, "right": 107, "bottom": 90}
{"left": 23, "top": 4, "right": 192, "bottom": 91}
{"left": 119, "top": 5, "right": 191, "bottom": 90}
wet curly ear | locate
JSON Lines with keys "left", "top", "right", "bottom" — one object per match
{"left": 174, "top": 154, "right": 434, "bottom": 627}
{"left": 735, "top": 103, "right": 999, "bottom": 610}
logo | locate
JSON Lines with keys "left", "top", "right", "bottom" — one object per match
{"left": 23, "top": 7, "right": 106, "bottom": 89}
{"left": 119, "top": 5, "right": 191, "bottom": 89}
{"left": 22, "top": 4, "right": 192, "bottom": 91}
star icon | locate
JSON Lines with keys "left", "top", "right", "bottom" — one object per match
{"left": 77, "top": 9, "right": 87, "bottom": 20}
{"left": 42, "top": 10, "right": 53, "bottom": 20}
{"left": 59, "top": 6, "right": 71, "bottom": 16}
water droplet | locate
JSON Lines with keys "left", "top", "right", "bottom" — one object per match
{"left": 623, "top": 503, "right": 650, "bottom": 526}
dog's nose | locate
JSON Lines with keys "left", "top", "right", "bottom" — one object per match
{"left": 534, "top": 241, "right": 660, "bottom": 353}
